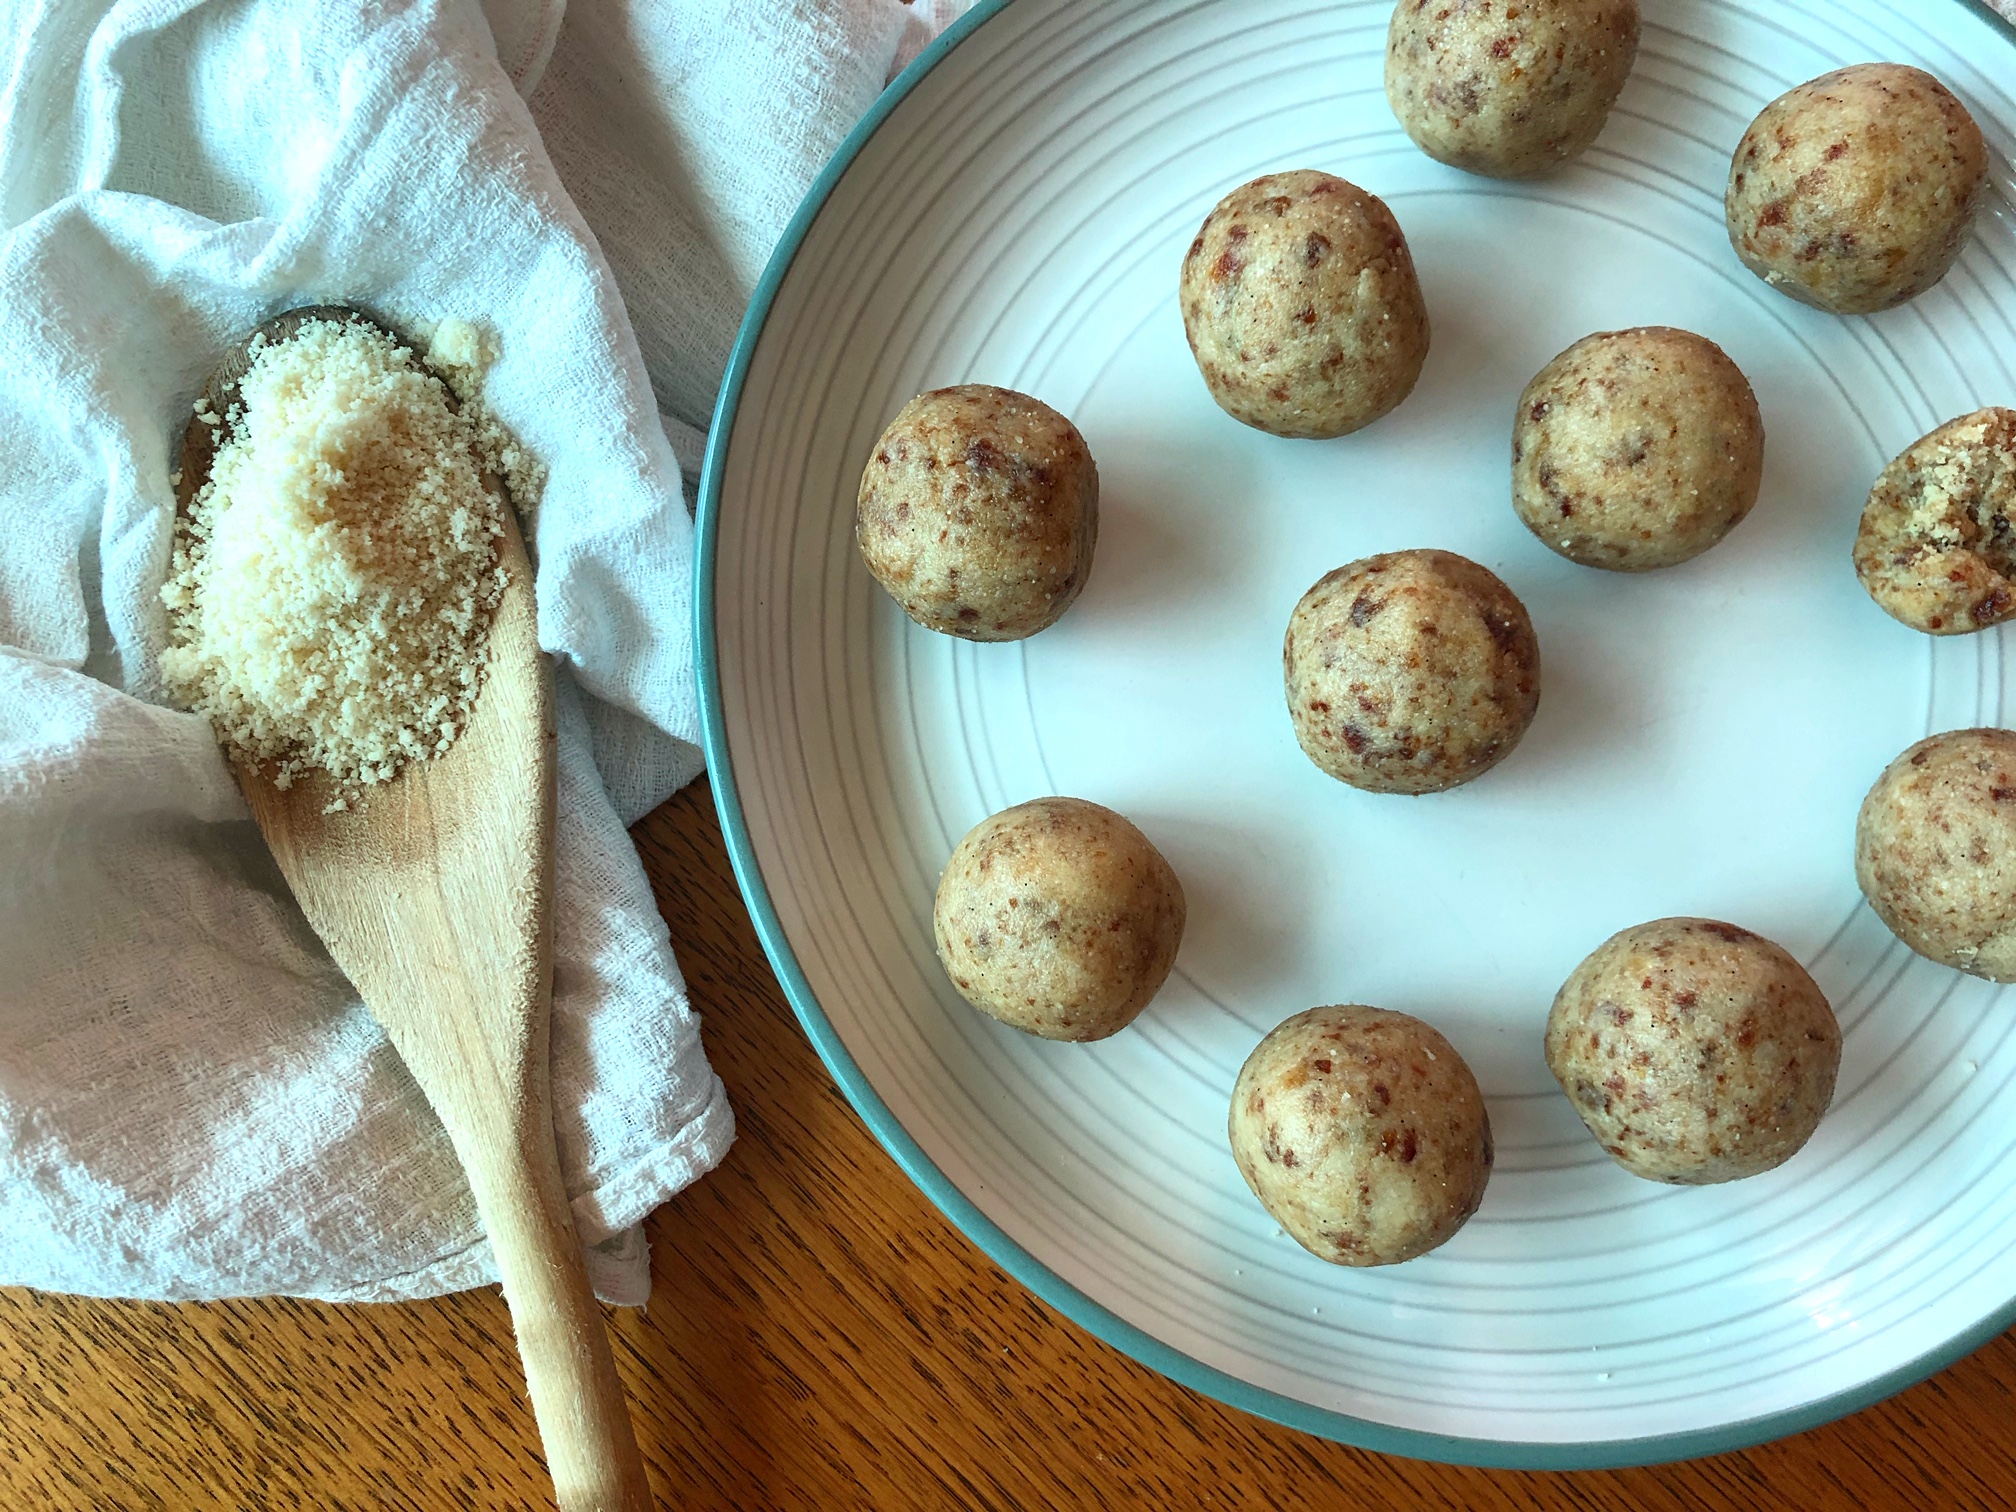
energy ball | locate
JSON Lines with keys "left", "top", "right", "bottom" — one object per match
{"left": 933, "top": 797, "right": 1185, "bottom": 1041}
{"left": 1385, "top": 0, "right": 1641, "bottom": 179}
{"left": 1512, "top": 327, "right": 1765, "bottom": 572}
{"left": 1856, "top": 728, "right": 2016, "bottom": 980}
{"left": 1283, "top": 549, "right": 1540, "bottom": 794}
{"left": 1726, "top": 64, "right": 1988, "bottom": 315}
{"left": 1852, "top": 408, "right": 2016, "bottom": 635}
{"left": 1179, "top": 170, "right": 1430, "bottom": 439}
{"left": 1228, "top": 1005, "right": 1493, "bottom": 1266}
{"left": 1545, "top": 919, "right": 1841, "bottom": 1184}
{"left": 856, "top": 385, "right": 1098, "bottom": 640}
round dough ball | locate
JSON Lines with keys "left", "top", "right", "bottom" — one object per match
{"left": 933, "top": 797, "right": 1185, "bottom": 1041}
{"left": 1545, "top": 918, "right": 1840, "bottom": 1184}
{"left": 856, "top": 385, "right": 1098, "bottom": 640}
{"left": 1229, "top": 1006, "right": 1493, "bottom": 1266}
{"left": 1385, "top": 0, "right": 1640, "bottom": 179}
{"left": 1179, "top": 170, "right": 1430, "bottom": 439}
{"left": 1512, "top": 327, "right": 1765, "bottom": 572}
{"left": 1856, "top": 728, "right": 2016, "bottom": 980}
{"left": 1726, "top": 64, "right": 1987, "bottom": 315}
{"left": 1283, "top": 549, "right": 1540, "bottom": 794}
{"left": 1852, "top": 408, "right": 2016, "bottom": 635}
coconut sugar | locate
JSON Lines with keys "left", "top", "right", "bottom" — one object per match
{"left": 160, "top": 318, "right": 509, "bottom": 802}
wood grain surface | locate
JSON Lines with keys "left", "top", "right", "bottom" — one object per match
{"left": 4, "top": 777, "right": 2016, "bottom": 1510}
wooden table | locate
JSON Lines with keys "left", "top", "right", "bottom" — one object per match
{"left": 4, "top": 778, "right": 2014, "bottom": 1510}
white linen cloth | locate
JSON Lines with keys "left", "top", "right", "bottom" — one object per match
{"left": 0, "top": 0, "right": 961, "bottom": 1304}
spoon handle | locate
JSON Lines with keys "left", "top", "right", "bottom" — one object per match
{"left": 463, "top": 1125, "right": 656, "bottom": 1512}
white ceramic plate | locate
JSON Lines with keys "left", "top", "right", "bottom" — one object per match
{"left": 698, "top": 0, "right": 2016, "bottom": 1466}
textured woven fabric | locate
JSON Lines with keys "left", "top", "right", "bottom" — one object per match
{"left": 0, "top": 0, "right": 738, "bottom": 1304}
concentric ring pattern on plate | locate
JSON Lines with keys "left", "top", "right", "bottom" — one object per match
{"left": 701, "top": 0, "right": 2016, "bottom": 1463}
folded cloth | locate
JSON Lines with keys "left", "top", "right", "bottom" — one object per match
{"left": 521, "top": 0, "right": 972, "bottom": 487}
{"left": 0, "top": 0, "right": 963, "bottom": 1306}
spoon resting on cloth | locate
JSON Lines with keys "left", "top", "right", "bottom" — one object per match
{"left": 177, "top": 306, "right": 655, "bottom": 1512}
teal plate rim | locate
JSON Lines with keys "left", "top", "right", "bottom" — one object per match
{"left": 693, "top": 0, "right": 2016, "bottom": 1471}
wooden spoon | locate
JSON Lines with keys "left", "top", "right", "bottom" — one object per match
{"left": 178, "top": 307, "right": 655, "bottom": 1512}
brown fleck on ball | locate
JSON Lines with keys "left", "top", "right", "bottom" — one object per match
{"left": 1512, "top": 327, "right": 1765, "bottom": 572}
{"left": 1726, "top": 63, "right": 1987, "bottom": 315}
{"left": 1283, "top": 549, "right": 1540, "bottom": 795}
{"left": 933, "top": 798, "right": 1186, "bottom": 1041}
{"left": 1857, "top": 728, "right": 2016, "bottom": 980}
{"left": 1545, "top": 918, "right": 1840, "bottom": 1185}
{"left": 1852, "top": 408, "right": 2016, "bottom": 635}
{"left": 1179, "top": 170, "right": 1430, "bottom": 439}
{"left": 1228, "top": 1005, "right": 1493, "bottom": 1266}
{"left": 1385, "top": 0, "right": 1641, "bottom": 179}
{"left": 856, "top": 385, "right": 1098, "bottom": 641}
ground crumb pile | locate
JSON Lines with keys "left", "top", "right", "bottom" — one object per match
{"left": 424, "top": 318, "right": 548, "bottom": 514}
{"left": 160, "top": 318, "right": 508, "bottom": 798}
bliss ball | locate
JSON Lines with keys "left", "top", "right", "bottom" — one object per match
{"left": 1179, "top": 170, "right": 1430, "bottom": 439}
{"left": 1512, "top": 327, "right": 1765, "bottom": 572}
{"left": 1228, "top": 1005, "right": 1493, "bottom": 1266}
{"left": 1385, "top": 0, "right": 1640, "bottom": 179}
{"left": 1852, "top": 408, "right": 2016, "bottom": 635}
{"left": 933, "top": 797, "right": 1186, "bottom": 1041}
{"left": 1283, "top": 549, "right": 1540, "bottom": 795}
{"left": 1726, "top": 64, "right": 1987, "bottom": 315}
{"left": 1545, "top": 918, "right": 1841, "bottom": 1184}
{"left": 856, "top": 385, "right": 1098, "bottom": 640}
{"left": 1857, "top": 728, "right": 2016, "bottom": 980}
